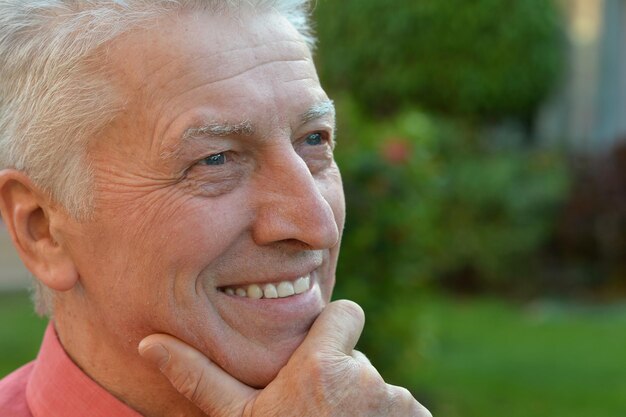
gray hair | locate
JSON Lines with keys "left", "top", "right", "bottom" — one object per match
{"left": 0, "top": 0, "right": 315, "bottom": 316}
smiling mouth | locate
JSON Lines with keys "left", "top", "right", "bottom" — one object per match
{"left": 219, "top": 275, "right": 311, "bottom": 300}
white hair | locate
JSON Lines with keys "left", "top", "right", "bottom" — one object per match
{"left": 0, "top": 0, "right": 315, "bottom": 316}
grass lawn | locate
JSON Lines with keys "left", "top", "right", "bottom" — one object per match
{"left": 0, "top": 291, "right": 48, "bottom": 377}
{"left": 411, "top": 295, "right": 626, "bottom": 417}
{"left": 1, "top": 290, "right": 625, "bottom": 416}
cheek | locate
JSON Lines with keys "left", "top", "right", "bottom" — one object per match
{"left": 70, "top": 190, "right": 250, "bottom": 300}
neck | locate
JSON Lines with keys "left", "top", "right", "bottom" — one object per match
{"left": 53, "top": 305, "right": 207, "bottom": 417}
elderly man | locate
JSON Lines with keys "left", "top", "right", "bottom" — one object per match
{"left": 0, "top": 1, "right": 430, "bottom": 416}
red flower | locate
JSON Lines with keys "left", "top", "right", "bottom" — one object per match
{"left": 381, "top": 137, "right": 412, "bottom": 165}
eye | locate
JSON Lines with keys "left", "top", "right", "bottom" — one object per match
{"left": 199, "top": 153, "right": 226, "bottom": 166}
{"left": 305, "top": 132, "right": 324, "bottom": 146}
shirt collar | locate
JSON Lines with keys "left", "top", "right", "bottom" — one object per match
{"left": 26, "top": 323, "right": 143, "bottom": 417}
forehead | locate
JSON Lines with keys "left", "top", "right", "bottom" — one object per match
{"left": 106, "top": 10, "right": 324, "bottom": 137}
{"left": 113, "top": 16, "right": 312, "bottom": 83}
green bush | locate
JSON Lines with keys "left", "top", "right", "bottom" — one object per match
{"left": 331, "top": 98, "right": 570, "bottom": 387}
{"left": 314, "top": 0, "right": 565, "bottom": 119}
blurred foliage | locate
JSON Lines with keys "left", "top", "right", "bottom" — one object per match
{"left": 331, "top": 97, "right": 571, "bottom": 387}
{"left": 333, "top": 97, "right": 570, "bottom": 290}
{"left": 314, "top": 0, "right": 565, "bottom": 119}
{"left": 545, "top": 143, "right": 626, "bottom": 298}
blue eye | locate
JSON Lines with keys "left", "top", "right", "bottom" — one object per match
{"left": 305, "top": 133, "right": 323, "bottom": 146}
{"left": 200, "top": 153, "right": 226, "bottom": 166}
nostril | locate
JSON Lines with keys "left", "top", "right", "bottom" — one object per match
{"left": 281, "top": 238, "right": 316, "bottom": 250}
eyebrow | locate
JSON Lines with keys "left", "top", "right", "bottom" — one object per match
{"left": 301, "top": 99, "right": 336, "bottom": 124}
{"left": 182, "top": 120, "right": 254, "bottom": 141}
{"left": 180, "top": 99, "right": 336, "bottom": 143}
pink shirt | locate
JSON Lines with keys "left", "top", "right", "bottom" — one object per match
{"left": 0, "top": 324, "right": 142, "bottom": 417}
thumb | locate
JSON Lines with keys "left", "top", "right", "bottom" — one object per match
{"left": 298, "top": 299, "right": 365, "bottom": 356}
{"left": 139, "top": 334, "right": 258, "bottom": 416}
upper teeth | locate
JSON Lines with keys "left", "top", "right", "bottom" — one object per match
{"left": 223, "top": 275, "right": 311, "bottom": 299}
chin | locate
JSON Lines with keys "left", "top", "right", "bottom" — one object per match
{"left": 225, "top": 333, "right": 307, "bottom": 388}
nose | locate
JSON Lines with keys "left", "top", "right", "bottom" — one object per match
{"left": 251, "top": 147, "right": 340, "bottom": 250}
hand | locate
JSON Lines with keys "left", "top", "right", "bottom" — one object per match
{"left": 139, "top": 300, "right": 432, "bottom": 417}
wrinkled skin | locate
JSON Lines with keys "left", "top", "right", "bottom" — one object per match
{"left": 141, "top": 300, "right": 432, "bottom": 417}
{"left": 54, "top": 10, "right": 344, "bottom": 416}
{"left": 0, "top": 9, "right": 431, "bottom": 417}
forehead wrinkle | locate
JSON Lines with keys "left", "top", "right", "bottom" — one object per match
{"left": 301, "top": 100, "right": 336, "bottom": 124}
{"left": 144, "top": 39, "right": 312, "bottom": 96}
{"left": 145, "top": 56, "right": 313, "bottom": 117}
{"left": 206, "top": 57, "right": 312, "bottom": 87}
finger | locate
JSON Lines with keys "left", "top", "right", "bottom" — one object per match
{"left": 299, "top": 299, "right": 365, "bottom": 355}
{"left": 351, "top": 350, "right": 387, "bottom": 386}
{"left": 139, "top": 334, "right": 258, "bottom": 417}
{"left": 387, "top": 385, "right": 433, "bottom": 417}
{"left": 351, "top": 349, "right": 371, "bottom": 365}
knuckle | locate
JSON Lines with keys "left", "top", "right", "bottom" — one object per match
{"left": 359, "top": 364, "right": 385, "bottom": 388}
{"left": 298, "top": 349, "right": 339, "bottom": 388}
{"left": 393, "top": 386, "right": 413, "bottom": 400}
{"left": 388, "top": 385, "right": 432, "bottom": 416}
{"left": 417, "top": 405, "right": 434, "bottom": 417}
{"left": 308, "top": 348, "right": 351, "bottom": 373}
{"left": 307, "top": 349, "right": 330, "bottom": 371}
{"left": 351, "top": 349, "right": 372, "bottom": 365}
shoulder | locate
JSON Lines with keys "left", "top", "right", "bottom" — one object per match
{"left": 0, "top": 362, "right": 35, "bottom": 417}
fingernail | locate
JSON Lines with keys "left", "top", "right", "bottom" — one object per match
{"left": 138, "top": 343, "right": 170, "bottom": 370}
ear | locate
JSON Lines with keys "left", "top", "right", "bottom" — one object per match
{"left": 0, "top": 169, "right": 79, "bottom": 291}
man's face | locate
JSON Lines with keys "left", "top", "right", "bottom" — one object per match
{"left": 58, "top": 11, "right": 344, "bottom": 387}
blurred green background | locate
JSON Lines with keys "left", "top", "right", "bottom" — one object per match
{"left": 2, "top": 0, "right": 626, "bottom": 415}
